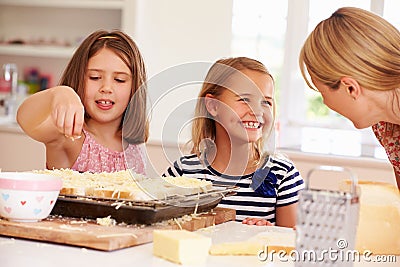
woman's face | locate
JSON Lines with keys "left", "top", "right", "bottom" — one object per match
{"left": 210, "top": 69, "right": 274, "bottom": 144}
{"left": 311, "top": 76, "right": 371, "bottom": 129}
{"left": 84, "top": 47, "right": 132, "bottom": 125}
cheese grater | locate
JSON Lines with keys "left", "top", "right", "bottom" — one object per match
{"left": 295, "top": 166, "right": 360, "bottom": 267}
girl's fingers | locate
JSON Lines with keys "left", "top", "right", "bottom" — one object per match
{"left": 72, "top": 106, "right": 85, "bottom": 138}
{"left": 63, "top": 109, "right": 76, "bottom": 138}
{"left": 242, "top": 218, "right": 256, "bottom": 225}
{"left": 242, "top": 217, "right": 273, "bottom": 226}
{"left": 256, "top": 220, "right": 266, "bottom": 226}
{"left": 53, "top": 105, "right": 84, "bottom": 140}
{"left": 53, "top": 107, "right": 66, "bottom": 135}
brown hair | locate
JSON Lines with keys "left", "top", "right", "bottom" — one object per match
{"left": 299, "top": 7, "right": 400, "bottom": 92}
{"left": 59, "top": 30, "right": 149, "bottom": 143}
{"left": 191, "top": 57, "right": 275, "bottom": 162}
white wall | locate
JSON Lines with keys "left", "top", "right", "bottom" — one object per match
{"left": 130, "top": 0, "right": 233, "bottom": 143}
{"left": 132, "top": 0, "right": 233, "bottom": 77}
{"left": 279, "top": 149, "right": 396, "bottom": 190}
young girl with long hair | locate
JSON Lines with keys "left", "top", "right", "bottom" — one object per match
{"left": 164, "top": 57, "right": 304, "bottom": 227}
{"left": 17, "top": 30, "right": 149, "bottom": 174}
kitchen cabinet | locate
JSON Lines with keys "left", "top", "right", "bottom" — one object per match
{"left": 0, "top": 123, "right": 45, "bottom": 171}
{"left": 0, "top": 0, "right": 136, "bottom": 85}
{"left": 0, "top": 1, "right": 137, "bottom": 170}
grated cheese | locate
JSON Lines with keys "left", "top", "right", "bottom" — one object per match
{"left": 173, "top": 218, "right": 183, "bottom": 230}
{"left": 96, "top": 215, "right": 116, "bottom": 226}
{"left": 32, "top": 169, "right": 212, "bottom": 201}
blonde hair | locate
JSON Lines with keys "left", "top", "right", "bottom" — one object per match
{"left": 299, "top": 7, "right": 400, "bottom": 92}
{"left": 191, "top": 57, "right": 275, "bottom": 163}
{"left": 60, "top": 30, "right": 149, "bottom": 143}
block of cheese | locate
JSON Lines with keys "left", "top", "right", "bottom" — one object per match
{"left": 153, "top": 230, "right": 212, "bottom": 265}
{"left": 209, "top": 228, "right": 295, "bottom": 255}
{"left": 340, "top": 180, "right": 400, "bottom": 255}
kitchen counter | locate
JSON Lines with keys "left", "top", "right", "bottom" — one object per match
{"left": 1, "top": 222, "right": 398, "bottom": 267}
{"left": 0, "top": 235, "right": 282, "bottom": 267}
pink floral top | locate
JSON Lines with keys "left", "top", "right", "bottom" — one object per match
{"left": 71, "top": 129, "right": 146, "bottom": 174}
{"left": 372, "top": 121, "right": 400, "bottom": 175}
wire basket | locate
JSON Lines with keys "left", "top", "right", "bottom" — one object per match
{"left": 295, "top": 166, "right": 360, "bottom": 267}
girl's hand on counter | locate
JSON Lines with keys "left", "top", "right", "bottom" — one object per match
{"left": 241, "top": 217, "right": 274, "bottom": 226}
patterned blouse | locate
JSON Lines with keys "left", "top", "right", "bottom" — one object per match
{"left": 71, "top": 129, "right": 146, "bottom": 174}
{"left": 372, "top": 121, "right": 400, "bottom": 176}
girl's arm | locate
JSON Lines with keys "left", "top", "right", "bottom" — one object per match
{"left": 17, "top": 86, "right": 84, "bottom": 144}
{"left": 275, "top": 203, "right": 297, "bottom": 228}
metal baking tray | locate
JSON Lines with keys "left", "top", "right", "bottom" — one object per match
{"left": 51, "top": 186, "right": 237, "bottom": 225}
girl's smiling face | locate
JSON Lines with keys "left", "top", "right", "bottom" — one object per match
{"left": 84, "top": 47, "right": 132, "bottom": 124}
{"left": 208, "top": 68, "right": 274, "bottom": 144}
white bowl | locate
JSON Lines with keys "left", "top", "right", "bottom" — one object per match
{"left": 0, "top": 172, "right": 62, "bottom": 222}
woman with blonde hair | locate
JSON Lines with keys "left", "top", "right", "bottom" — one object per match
{"left": 299, "top": 7, "right": 400, "bottom": 189}
{"left": 164, "top": 57, "right": 304, "bottom": 227}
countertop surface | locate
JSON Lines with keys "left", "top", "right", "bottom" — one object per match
{"left": 1, "top": 221, "right": 398, "bottom": 267}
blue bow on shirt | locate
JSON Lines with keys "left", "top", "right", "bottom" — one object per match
{"left": 250, "top": 166, "right": 277, "bottom": 197}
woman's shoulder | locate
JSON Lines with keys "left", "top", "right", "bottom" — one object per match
{"left": 372, "top": 121, "right": 400, "bottom": 137}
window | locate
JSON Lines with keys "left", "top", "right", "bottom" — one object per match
{"left": 231, "top": 0, "right": 393, "bottom": 159}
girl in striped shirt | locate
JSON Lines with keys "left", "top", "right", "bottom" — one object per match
{"left": 164, "top": 57, "right": 304, "bottom": 227}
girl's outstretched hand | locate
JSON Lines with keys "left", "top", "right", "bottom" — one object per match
{"left": 242, "top": 217, "right": 274, "bottom": 226}
{"left": 51, "top": 86, "right": 85, "bottom": 140}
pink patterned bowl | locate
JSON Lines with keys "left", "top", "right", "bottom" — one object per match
{"left": 0, "top": 172, "right": 62, "bottom": 222}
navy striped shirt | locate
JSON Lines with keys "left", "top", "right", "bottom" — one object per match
{"left": 163, "top": 153, "right": 304, "bottom": 223}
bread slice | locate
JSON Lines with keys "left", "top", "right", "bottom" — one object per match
{"left": 33, "top": 169, "right": 212, "bottom": 201}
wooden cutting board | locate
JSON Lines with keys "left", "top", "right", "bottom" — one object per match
{"left": 0, "top": 207, "right": 235, "bottom": 251}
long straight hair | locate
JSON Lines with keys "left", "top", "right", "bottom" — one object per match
{"left": 59, "top": 30, "right": 149, "bottom": 143}
{"left": 191, "top": 57, "right": 275, "bottom": 163}
{"left": 299, "top": 7, "right": 400, "bottom": 92}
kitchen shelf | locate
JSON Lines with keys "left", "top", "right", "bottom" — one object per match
{"left": 0, "top": 0, "right": 134, "bottom": 86}
{"left": 0, "top": 0, "right": 124, "bottom": 9}
{"left": 0, "top": 44, "right": 76, "bottom": 59}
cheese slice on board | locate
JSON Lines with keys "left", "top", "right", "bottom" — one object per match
{"left": 209, "top": 241, "right": 263, "bottom": 255}
{"left": 196, "top": 222, "right": 295, "bottom": 256}
{"left": 153, "top": 230, "right": 212, "bottom": 265}
{"left": 209, "top": 229, "right": 295, "bottom": 255}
